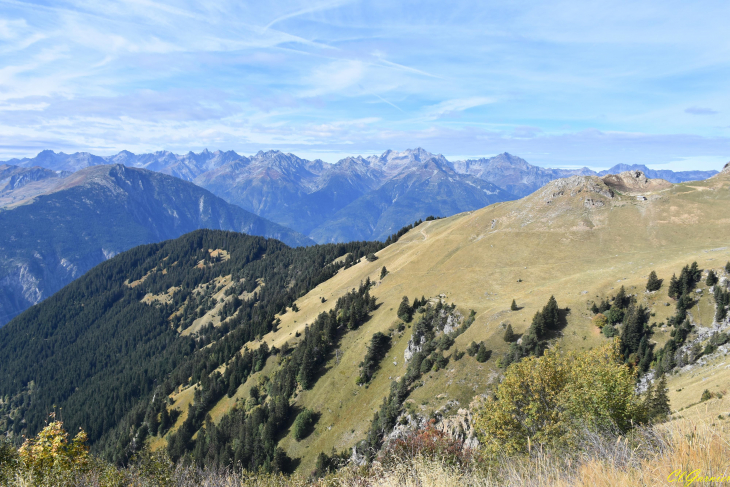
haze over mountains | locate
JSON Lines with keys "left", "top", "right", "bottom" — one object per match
{"left": 4, "top": 148, "right": 718, "bottom": 243}
{"left": 0, "top": 164, "right": 312, "bottom": 326}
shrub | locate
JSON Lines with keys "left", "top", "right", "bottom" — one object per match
{"left": 474, "top": 340, "right": 646, "bottom": 455}
{"left": 476, "top": 344, "right": 491, "bottom": 363}
{"left": 606, "top": 306, "right": 624, "bottom": 325}
{"left": 292, "top": 409, "right": 316, "bottom": 441}
{"left": 711, "top": 332, "right": 729, "bottom": 347}
{"left": 592, "top": 313, "right": 608, "bottom": 329}
{"left": 366, "top": 253, "right": 378, "bottom": 262}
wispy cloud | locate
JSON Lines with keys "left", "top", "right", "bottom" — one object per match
{"left": 425, "top": 97, "right": 496, "bottom": 119}
{"left": 685, "top": 106, "right": 719, "bottom": 115}
{"left": 0, "top": 0, "right": 728, "bottom": 169}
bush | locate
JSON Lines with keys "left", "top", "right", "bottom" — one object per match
{"left": 366, "top": 253, "right": 378, "bottom": 262}
{"left": 476, "top": 343, "right": 491, "bottom": 363}
{"left": 606, "top": 306, "right": 624, "bottom": 325}
{"left": 592, "top": 313, "right": 608, "bottom": 329}
{"left": 474, "top": 340, "right": 646, "bottom": 455}
{"left": 466, "top": 341, "right": 479, "bottom": 356}
{"left": 711, "top": 332, "right": 729, "bottom": 347}
{"left": 293, "top": 409, "right": 316, "bottom": 441}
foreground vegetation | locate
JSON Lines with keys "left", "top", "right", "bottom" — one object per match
{"left": 5, "top": 340, "right": 725, "bottom": 486}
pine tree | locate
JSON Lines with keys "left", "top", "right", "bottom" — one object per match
{"left": 397, "top": 296, "right": 413, "bottom": 323}
{"left": 649, "top": 374, "right": 671, "bottom": 421}
{"left": 726, "top": 261, "right": 730, "bottom": 274}
{"left": 706, "top": 270, "right": 718, "bottom": 287}
{"left": 591, "top": 302, "right": 599, "bottom": 314}
{"left": 690, "top": 262, "right": 701, "bottom": 283}
{"left": 543, "top": 296, "right": 559, "bottom": 330}
{"left": 668, "top": 274, "right": 680, "bottom": 299}
{"left": 297, "top": 347, "right": 315, "bottom": 390}
{"left": 511, "top": 299, "right": 518, "bottom": 311}
{"left": 503, "top": 323, "right": 516, "bottom": 343}
{"left": 530, "top": 311, "right": 547, "bottom": 339}
{"left": 614, "top": 286, "right": 629, "bottom": 309}
{"left": 646, "top": 271, "right": 662, "bottom": 292}
{"left": 159, "top": 407, "right": 171, "bottom": 435}
{"left": 476, "top": 343, "right": 490, "bottom": 363}
{"left": 380, "top": 266, "right": 388, "bottom": 279}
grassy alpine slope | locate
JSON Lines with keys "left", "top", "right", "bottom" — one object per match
{"left": 2, "top": 168, "right": 730, "bottom": 480}
{"left": 245, "top": 169, "right": 730, "bottom": 471}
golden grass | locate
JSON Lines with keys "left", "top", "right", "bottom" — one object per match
{"left": 148, "top": 173, "right": 730, "bottom": 472}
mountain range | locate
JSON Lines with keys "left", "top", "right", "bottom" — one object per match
{"left": 0, "top": 164, "right": 312, "bottom": 326}
{"left": 5, "top": 148, "right": 718, "bottom": 242}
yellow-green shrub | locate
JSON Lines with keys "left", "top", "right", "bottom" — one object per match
{"left": 474, "top": 340, "right": 645, "bottom": 455}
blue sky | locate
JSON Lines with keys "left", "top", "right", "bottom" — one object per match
{"left": 0, "top": 0, "right": 729, "bottom": 170}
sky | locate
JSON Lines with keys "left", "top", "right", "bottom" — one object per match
{"left": 0, "top": 0, "right": 729, "bottom": 170}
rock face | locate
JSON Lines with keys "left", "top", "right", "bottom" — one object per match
{"left": 722, "top": 162, "right": 730, "bottom": 174}
{"left": 538, "top": 175, "right": 615, "bottom": 204}
{"left": 383, "top": 403, "right": 480, "bottom": 452}
{"left": 601, "top": 170, "right": 672, "bottom": 194}
{"left": 0, "top": 165, "right": 312, "bottom": 327}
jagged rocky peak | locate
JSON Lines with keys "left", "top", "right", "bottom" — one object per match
{"left": 371, "top": 147, "right": 450, "bottom": 175}
{"left": 722, "top": 162, "right": 730, "bottom": 174}
{"left": 601, "top": 170, "right": 672, "bottom": 193}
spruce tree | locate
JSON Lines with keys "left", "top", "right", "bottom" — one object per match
{"left": 726, "top": 261, "right": 730, "bottom": 274}
{"left": 706, "top": 270, "right": 718, "bottom": 287}
{"left": 543, "top": 296, "right": 560, "bottom": 330}
{"left": 646, "top": 271, "right": 662, "bottom": 292}
{"left": 159, "top": 407, "right": 171, "bottom": 435}
{"left": 530, "top": 311, "right": 547, "bottom": 339}
{"left": 397, "top": 296, "right": 413, "bottom": 323}
{"left": 476, "top": 343, "right": 490, "bottom": 363}
{"left": 503, "top": 323, "right": 516, "bottom": 342}
{"left": 614, "top": 286, "right": 629, "bottom": 309}
{"left": 649, "top": 374, "right": 671, "bottom": 421}
{"left": 668, "top": 274, "right": 680, "bottom": 299}
{"left": 511, "top": 299, "right": 518, "bottom": 311}
{"left": 591, "top": 302, "right": 599, "bottom": 314}
{"left": 297, "top": 347, "right": 315, "bottom": 390}
{"left": 380, "top": 266, "right": 388, "bottom": 279}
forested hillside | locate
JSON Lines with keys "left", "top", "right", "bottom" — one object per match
{"left": 0, "top": 229, "right": 383, "bottom": 464}
{"left": 0, "top": 164, "right": 312, "bottom": 326}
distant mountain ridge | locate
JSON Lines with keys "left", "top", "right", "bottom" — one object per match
{"left": 3, "top": 148, "right": 719, "bottom": 242}
{"left": 0, "top": 164, "right": 313, "bottom": 326}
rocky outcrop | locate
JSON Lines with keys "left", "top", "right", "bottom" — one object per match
{"left": 601, "top": 170, "right": 672, "bottom": 194}
{"left": 538, "top": 175, "right": 614, "bottom": 205}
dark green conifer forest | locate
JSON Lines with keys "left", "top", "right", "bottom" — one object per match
{"left": 0, "top": 229, "right": 384, "bottom": 466}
